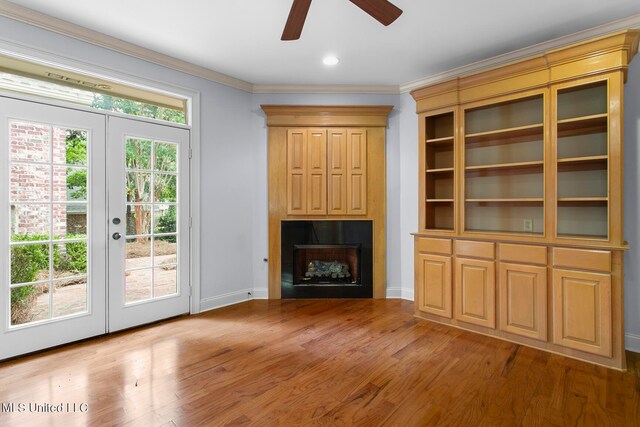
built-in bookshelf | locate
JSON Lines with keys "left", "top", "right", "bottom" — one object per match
{"left": 556, "top": 81, "right": 608, "bottom": 239}
{"left": 424, "top": 112, "right": 454, "bottom": 230}
{"left": 464, "top": 95, "right": 545, "bottom": 235}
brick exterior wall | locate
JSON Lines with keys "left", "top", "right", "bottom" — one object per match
{"left": 10, "top": 122, "right": 69, "bottom": 237}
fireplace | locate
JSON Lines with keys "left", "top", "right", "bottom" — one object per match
{"left": 281, "top": 221, "right": 373, "bottom": 298}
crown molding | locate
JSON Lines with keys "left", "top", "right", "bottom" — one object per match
{"left": 252, "top": 84, "right": 400, "bottom": 94}
{"left": 1, "top": 0, "right": 639, "bottom": 96}
{"left": 0, "top": 0, "right": 253, "bottom": 93}
{"left": 399, "top": 13, "right": 640, "bottom": 93}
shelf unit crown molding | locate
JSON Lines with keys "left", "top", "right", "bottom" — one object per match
{"left": 411, "top": 29, "right": 640, "bottom": 113}
{"left": 261, "top": 105, "right": 394, "bottom": 127}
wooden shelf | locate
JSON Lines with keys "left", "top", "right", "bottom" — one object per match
{"left": 466, "top": 198, "right": 543, "bottom": 203}
{"left": 465, "top": 161, "right": 543, "bottom": 176}
{"left": 426, "top": 136, "right": 454, "bottom": 145}
{"left": 427, "top": 199, "right": 454, "bottom": 203}
{"left": 557, "top": 114, "right": 607, "bottom": 137}
{"left": 466, "top": 228, "right": 543, "bottom": 236}
{"left": 426, "top": 167, "right": 454, "bottom": 174}
{"left": 557, "top": 155, "right": 607, "bottom": 171}
{"left": 558, "top": 197, "right": 608, "bottom": 207}
{"left": 465, "top": 123, "right": 543, "bottom": 147}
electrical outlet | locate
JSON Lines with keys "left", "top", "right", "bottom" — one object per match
{"left": 523, "top": 219, "right": 533, "bottom": 232}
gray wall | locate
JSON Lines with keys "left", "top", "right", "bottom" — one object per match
{"left": 624, "top": 57, "right": 640, "bottom": 350}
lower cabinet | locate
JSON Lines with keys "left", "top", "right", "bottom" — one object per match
{"left": 454, "top": 258, "right": 496, "bottom": 329}
{"left": 499, "top": 263, "right": 547, "bottom": 341}
{"left": 552, "top": 268, "right": 612, "bottom": 357}
{"left": 416, "top": 253, "right": 452, "bottom": 318}
{"left": 414, "top": 237, "right": 620, "bottom": 368}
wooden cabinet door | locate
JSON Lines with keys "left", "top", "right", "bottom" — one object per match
{"left": 327, "top": 129, "right": 347, "bottom": 215}
{"left": 499, "top": 263, "right": 547, "bottom": 341}
{"left": 287, "top": 129, "right": 307, "bottom": 215}
{"left": 417, "top": 253, "right": 452, "bottom": 318}
{"left": 306, "top": 129, "right": 327, "bottom": 214}
{"left": 347, "top": 129, "right": 367, "bottom": 215}
{"left": 454, "top": 258, "right": 496, "bottom": 328}
{"left": 552, "top": 269, "right": 612, "bottom": 357}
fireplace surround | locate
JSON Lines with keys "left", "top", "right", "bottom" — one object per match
{"left": 281, "top": 221, "right": 373, "bottom": 298}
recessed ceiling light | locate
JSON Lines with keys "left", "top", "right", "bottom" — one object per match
{"left": 323, "top": 56, "right": 339, "bottom": 66}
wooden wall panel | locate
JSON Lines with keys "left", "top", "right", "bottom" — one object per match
{"left": 327, "top": 129, "right": 347, "bottom": 215}
{"left": 287, "top": 129, "right": 307, "bottom": 215}
{"left": 307, "top": 129, "right": 327, "bottom": 214}
{"left": 347, "top": 129, "right": 367, "bottom": 215}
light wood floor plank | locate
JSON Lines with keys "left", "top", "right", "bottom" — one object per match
{"left": 0, "top": 299, "right": 638, "bottom": 426}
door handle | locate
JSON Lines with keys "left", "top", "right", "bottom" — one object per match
{"left": 112, "top": 232, "right": 122, "bottom": 240}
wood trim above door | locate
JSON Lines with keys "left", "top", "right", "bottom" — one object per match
{"left": 261, "top": 105, "right": 393, "bottom": 127}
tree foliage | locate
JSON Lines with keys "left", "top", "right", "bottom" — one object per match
{"left": 91, "top": 94, "right": 186, "bottom": 124}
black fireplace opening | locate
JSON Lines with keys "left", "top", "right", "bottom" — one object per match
{"left": 282, "top": 220, "right": 373, "bottom": 298}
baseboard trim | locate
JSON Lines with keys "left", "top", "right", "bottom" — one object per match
{"left": 401, "top": 288, "right": 414, "bottom": 302}
{"left": 200, "top": 289, "right": 253, "bottom": 313}
{"left": 626, "top": 333, "right": 640, "bottom": 353}
{"left": 252, "top": 287, "right": 269, "bottom": 299}
{"left": 385, "top": 287, "right": 402, "bottom": 299}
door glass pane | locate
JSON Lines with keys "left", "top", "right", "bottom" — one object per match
{"left": 7, "top": 121, "right": 90, "bottom": 326}
{"left": 154, "top": 267, "right": 177, "bottom": 298}
{"left": 125, "top": 269, "right": 152, "bottom": 303}
{"left": 126, "top": 138, "right": 152, "bottom": 170}
{"left": 126, "top": 172, "right": 151, "bottom": 202}
{"left": 154, "top": 205, "right": 176, "bottom": 234}
{"left": 154, "top": 173, "right": 176, "bottom": 202}
{"left": 11, "top": 284, "right": 49, "bottom": 326}
{"left": 10, "top": 163, "right": 51, "bottom": 202}
{"left": 123, "top": 136, "right": 180, "bottom": 304}
{"left": 154, "top": 236, "right": 177, "bottom": 266}
{"left": 126, "top": 204, "right": 152, "bottom": 236}
{"left": 154, "top": 141, "right": 177, "bottom": 172}
{"left": 10, "top": 204, "right": 51, "bottom": 240}
{"left": 54, "top": 166, "right": 87, "bottom": 202}
{"left": 126, "top": 237, "right": 152, "bottom": 270}
{"left": 52, "top": 280, "right": 87, "bottom": 318}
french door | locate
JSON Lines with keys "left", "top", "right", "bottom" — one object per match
{"left": 0, "top": 98, "right": 107, "bottom": 359}
{"left": 0, "top": 99, "right": 190, "bottom": 359}
{"left": 107, "top": 117, "right": 190, "bottom": 331}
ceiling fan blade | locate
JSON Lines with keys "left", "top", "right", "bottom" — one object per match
{"left": 282, "top": 0, "right": 312, "bottom": 41}
{"left": 349, "top": 0, "right": 403, "bottom": 26}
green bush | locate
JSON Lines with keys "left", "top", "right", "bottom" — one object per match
{"left": 156, "top": 206, "right": 177, "bottom": 242}
{"left": 55, "top": 236, "right": 87, "bottom": 274}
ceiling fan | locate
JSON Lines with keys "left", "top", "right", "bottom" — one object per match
{"left": 281, "top": 0, "right": 403, "bottom": 41}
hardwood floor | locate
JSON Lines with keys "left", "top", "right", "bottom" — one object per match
{"left": 0, "top": 299, "right": 638, "bottom": 426}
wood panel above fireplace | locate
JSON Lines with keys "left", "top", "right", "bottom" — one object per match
{"left": 262, "top": 105, "right": 393, "bottom": 299}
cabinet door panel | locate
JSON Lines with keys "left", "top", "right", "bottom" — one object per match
{"left": 347, "top": 129, "right": 367, "bottom": 215}
{"left": 455, "top": 258, "right": 496, "bottom": 328}
{"left": 307, "top": 129, "right": 327, "bottom": 214}
{"left": 552, "top": 269, "right": 611, "bottom": 357}
{"left": 287, "top": 129, "right": 307, "bottom": 214}
{"left": 327, "top": 129, "right": 347, "bottom": 215}
{"left": 417, "top": 253, "right": 452, "bottom": 318}
{"left": 499, "top": 263, "right": 547, "bottom": 341}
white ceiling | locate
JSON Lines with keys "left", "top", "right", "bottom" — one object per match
{"left": 6, "top": 0, "right": 640, "bottom": 86}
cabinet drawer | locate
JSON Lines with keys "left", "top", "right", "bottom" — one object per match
{"left": 455, "top": 240, "right": 495, "bottom": 259}
{"left": 553, "top": 247, "right": 611, "bottom": 273}
{"left": 499, "top": 243, "right": 547, "bottom": 265}
{"left": 416, "top": 237, "right": 452, "bottom": 255}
